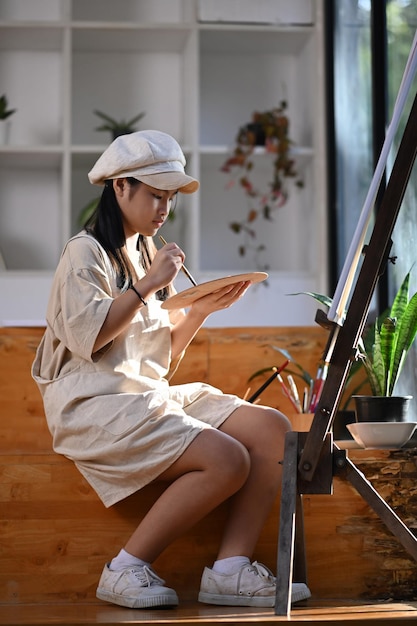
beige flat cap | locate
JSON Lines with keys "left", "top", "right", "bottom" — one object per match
{"left": 88, "top": 129, "right": 199, "bottom": 194}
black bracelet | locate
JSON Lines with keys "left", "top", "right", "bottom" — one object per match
{"left": 130, "top": 285, "right": 147, "bottom": 306}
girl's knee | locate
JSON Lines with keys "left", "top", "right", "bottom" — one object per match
{"left": 268, "top": 407, "right": 292, "bottom": 435}
{"left": 247, "top": 405, "right": 291, "bottom": 436}
{"left": 194, "top": 428, "right": 250, "bottom": 485}
{"left": 220, "top": 437, "right": 251, "bottom": 487}
{"left": 263, "top": 407, "right": 292, "bottom": 445}
{"left": 243, "top": 406, "right": 291, "bottom": 456}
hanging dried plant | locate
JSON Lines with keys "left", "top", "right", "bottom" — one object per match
{"left": 221, "top": 101, "right": 303, "bottom": 266}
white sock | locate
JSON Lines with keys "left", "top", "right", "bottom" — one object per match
{"left": 109, "top": 548, "right": 151, "bottom": 572}
{"left": 212, "top": 556, "right": 251, "bottom": 575}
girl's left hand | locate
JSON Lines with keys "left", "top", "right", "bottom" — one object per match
{"left": 189, "top": 281, "right": 251, "bottom": 315}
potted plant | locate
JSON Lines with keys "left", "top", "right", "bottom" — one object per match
{"left": 353, "top": 269, "right": 417, "bottom": 422}
{"left": 94, "top": 109, "right": 146, "bottom": 140}
{"left": 221, "top": 101, "right": 303, "bottom": 266}
{"left": 292, "top": 270, "right": 417, "bottom": 422}
{"left": 0, "top": 94, "right": 16, "bottom": 144}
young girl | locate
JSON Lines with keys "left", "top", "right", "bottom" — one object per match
{"left": 32, "top": 130, "right": 310, "bottom": 610}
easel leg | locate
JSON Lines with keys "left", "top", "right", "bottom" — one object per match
{"left": 275, "top": 431, "right": 298, "bottom": 616}
{"left": 294, "top": 492, "right": 307, "bottom": 583}
{"left": 336, "top": 451, "right": 417, "bottom": 560}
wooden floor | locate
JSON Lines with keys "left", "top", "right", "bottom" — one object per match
{"left": 1, "top": 599, "right": 417, "bottom": 626}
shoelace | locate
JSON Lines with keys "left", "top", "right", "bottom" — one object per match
{"left": 132, "top": 565, "right": 166, "bottom": 587}
{"left": 250, "top": 561, "right": 276, "bottom": 582}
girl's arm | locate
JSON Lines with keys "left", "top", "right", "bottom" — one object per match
{"left": 93, "top": 242, "right": 185, "bottom": 353}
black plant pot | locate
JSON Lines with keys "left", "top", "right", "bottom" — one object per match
{"left": 245, "top": 123, "right": 266, "bottom": 146}
{"left": 333, "top": 410, "right": 356, "bottom": 440}
{"left": 353, "top": 395, "right": 412, "bottom": 423}
{"left": 112, "top": 129, "right": 134, "bottom": 140}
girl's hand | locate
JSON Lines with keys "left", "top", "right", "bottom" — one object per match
{"left": 146, "top": 242, "right": 185, "bottom": 291}
{"left": 189, "top": 281, "right": 251, "bottom": 315}
{"left": 169, "top": 281, "right": 251, "bottom": 360}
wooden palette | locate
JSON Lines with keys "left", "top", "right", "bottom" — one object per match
{"left": 161, "top": 272, "right": 268, "bottom": 309}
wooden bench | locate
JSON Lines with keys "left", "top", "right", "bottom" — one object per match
{"left": 1, "top": 326, "right": 417, "bottom": 624}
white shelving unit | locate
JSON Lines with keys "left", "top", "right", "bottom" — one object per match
{"left": 0, "top": 0, "right": 327, "bottom": 327}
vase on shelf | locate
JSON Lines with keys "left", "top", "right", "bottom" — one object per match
{"left": 0, "top": 120, "right": 11, "bottom": 145}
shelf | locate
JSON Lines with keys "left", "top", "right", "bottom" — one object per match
{"left": 196, "top": 0, "right": 314, "bottom": 28}
{"left": 0, "top": 164, "right": 63, "bottom": 271}
{"left": 199, "top": 24, "right": 313, "bottom": 55}
{"left": 71, "top": 24, "right": 193, "bottom": 53}
{"left": 200, "top": 144, "right": 314, "bottom": 158}
{"left": 0, "top": 24, "right": 64, "bottom": 50}
{"left": 0, "top": 0, "right": 64, "bottom": 23}
{"left": 0, "top": 0, "right": 327, "bottom": 327}
{"left": 71, "top": 0, "right": 189, "bottom": 24}
{"left": 199, "top": 24, "right": 314, "bottom": 148}
{"left": 0, "top": 146, "right": 63, "bottom": 168}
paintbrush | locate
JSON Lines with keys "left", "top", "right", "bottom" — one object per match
{"left": 159, "top": 235, "right": 198, "bottom": 286}
{"left": 247, "top": 360, "right": 289, "bottom": 404}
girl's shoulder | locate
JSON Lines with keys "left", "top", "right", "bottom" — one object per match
{"left": 64, "top": 230, "right": 103, "bottom": 253}
{"left": 60, "top": 231, "right": 111, "bottom": 271}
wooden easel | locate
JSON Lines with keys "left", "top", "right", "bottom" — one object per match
{"left": 275, "top": 88, "right": 417, "bottom": 616}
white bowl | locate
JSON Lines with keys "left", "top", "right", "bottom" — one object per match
{"left": 347, "top": 421, "right": 417, "bottom": 449}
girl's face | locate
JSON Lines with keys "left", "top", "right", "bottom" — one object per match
{"left": 113, "top": 178, "right": 177, "bottom": 239}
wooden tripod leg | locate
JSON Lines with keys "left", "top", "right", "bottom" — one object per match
{"left": 275, "top": 431, "right": 298, "bottom": 616}
{"left": 294, "top": 492, "right": 307, "bottom": 583}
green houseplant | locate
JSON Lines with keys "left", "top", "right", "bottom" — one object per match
{"left": 291, "top": 271, "right": 417, "bottom": 397}
{"left": 247, "top": 271, "right": 417, "bottom": 435}
{"left": 221, "top": 101, "right": 303, "bottom": 266}
{"left": 94, "top": 109, "right": 146, "bottom": 140}
{"left": 357, "top": 270, "right": 417, "bottom": 396}
{"left": 292, "top": 270, "right": 417, "bottom": 422}
{"left": 0, "top": 94, "right": 16, "bottom": 120}
{"left": 0, "top": 94, "right": 16, "bottom": 144}
{"left": 352, "top": 270, "right": 417, "bottom": 422}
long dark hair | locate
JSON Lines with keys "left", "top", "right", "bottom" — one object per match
{"left": 84, "top": 178, "right": 170, "bottom": 300}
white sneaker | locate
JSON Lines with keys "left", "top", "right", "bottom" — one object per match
{"left": 291, "top": 582, "right": 312, "bottom": 604}
{"left": 96, "top": 563, "right": 179, "bottom": 608}
{"left": 198, "top": 561, "right": 311, "bottom": 607}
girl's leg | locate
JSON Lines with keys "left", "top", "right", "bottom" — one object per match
{"left": 124, "top": 427, "right": 251, "bottom": 562}
{"left": 196, "top": 405, "right": 310, "bottom": 608}
{"left": 97, "top": 429, "right": 251, "bottom": 610}
{"left": 98, "top": 406, "right": 309, "bottom": 609}
{"left": 216, "top": 405, "right": 290, "bottom": 559}
{"left": 123, "top": 404, "right": 289, "bottom": 563}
